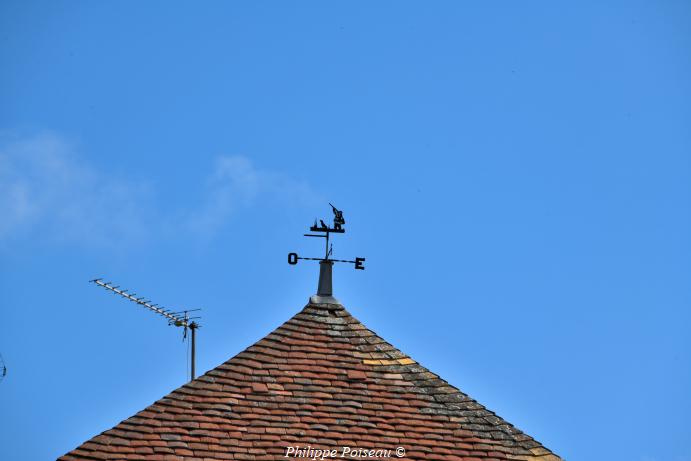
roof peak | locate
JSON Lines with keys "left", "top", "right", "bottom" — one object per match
{"left": 60, "top": 298, "right": 561, "bottom": 461}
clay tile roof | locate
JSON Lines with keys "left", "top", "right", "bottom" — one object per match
{"left": 59, "top": 302, "right": 562, "bottom": 461}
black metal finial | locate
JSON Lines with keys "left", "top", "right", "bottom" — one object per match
{"left": 330, "top": 203, "right": 345, "bottom": 231}
{"left": 288, "top": 204, "right": 366, "bottom": 303}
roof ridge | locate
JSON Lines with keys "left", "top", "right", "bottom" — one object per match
{"left": 59, "top": 301, "right": 562, "bottom": 461}
{"left": 304, "top": 304, "right": 559, "bottom": 458}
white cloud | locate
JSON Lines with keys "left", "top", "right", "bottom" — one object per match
{"left": 0, "top": 132, "right": 151, "bottom": 246}
{"left": 188, "top": 155, "right": 319, "bottom": 235}
{"left": 0, "top": 132, "right": 319, "bottom": 247}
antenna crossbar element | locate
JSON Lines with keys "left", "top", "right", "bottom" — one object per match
{"left": 168, "top": 308, "right": 202, "bottom": 315}
{"left": 90, "top": 278, "right": 201, "bottom": 381}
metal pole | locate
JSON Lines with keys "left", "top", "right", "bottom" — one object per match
{"left": 190, "top": 323, "right": 197, "bottom": 381}
{"left": 325, "top": 231, "right": 330, "bottom": 259}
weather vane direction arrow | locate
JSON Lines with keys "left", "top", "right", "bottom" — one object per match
{"left": 288, "top": 204, "right": 365, "bottom": 303}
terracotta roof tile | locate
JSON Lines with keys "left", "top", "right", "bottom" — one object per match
{"left": 59, "top": 302, "right": 561, "bottom": 461}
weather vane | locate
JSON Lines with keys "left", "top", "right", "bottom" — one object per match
{"left": 288, "top": 204, "right": 365, "bottom": 303}
{"left": 288, "top": 203, "right": 365, "bottom": 269}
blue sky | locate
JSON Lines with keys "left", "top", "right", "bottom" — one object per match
{"left": 0, "top": 1, "right": 689, "bottom": 460}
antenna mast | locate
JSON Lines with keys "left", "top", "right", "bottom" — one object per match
{"left": 90, "top": 279, "right": 201, "bottom": 381}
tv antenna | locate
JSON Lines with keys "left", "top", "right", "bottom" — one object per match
{"left": 90, "top": 279, "right": 201, "bottom": 381}
{"left": 288, "top": 204, "right": 365, "bottom": 303}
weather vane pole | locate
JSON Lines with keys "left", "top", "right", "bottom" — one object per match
{"left": 288, "top": 204, "right": 365, "bottom": 304}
